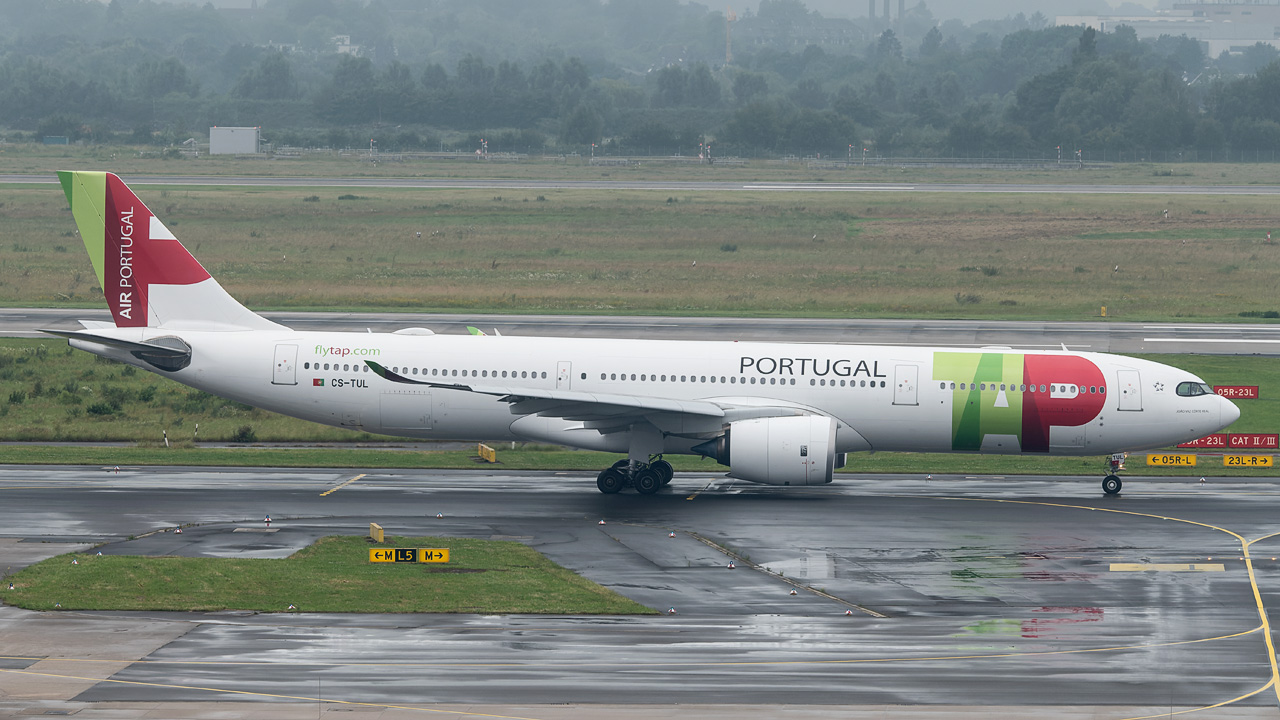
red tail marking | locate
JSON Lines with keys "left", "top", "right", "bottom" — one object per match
{"left": 102, "top": 174, "right": 210, "bottom": 327}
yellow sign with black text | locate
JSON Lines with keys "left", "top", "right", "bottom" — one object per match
{"left": 1147, "top": 454, "right": 1197, "bottom": 467}
{"left": 369, "top": 548, "right": 449, "bottom": 563}
{"left": 1224, "top": 455, "right": 1274, "bottom": 467}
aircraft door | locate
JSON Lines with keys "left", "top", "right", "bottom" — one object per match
{"left": 893, "top": 364, "right": 918, "bottom": 406}
{"left": 272, "top": 344, "right": 298, "bottom": 385}
{"left": 1116, "top": 369, "right": 1143, "bottom": 411}
{"left": 557, "top": 361, "right": 572, "bottom": 390}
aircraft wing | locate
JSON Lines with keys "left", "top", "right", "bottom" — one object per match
{"left": 366, "top": 360, "right": 726, "bottom": 421}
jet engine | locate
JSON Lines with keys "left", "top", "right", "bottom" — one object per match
{"left": 693, "top": 415, "right": 841, "bottom": 485}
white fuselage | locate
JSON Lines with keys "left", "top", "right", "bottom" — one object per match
{"left": 74, "top": 329, "right": 1238, "bottom": 458}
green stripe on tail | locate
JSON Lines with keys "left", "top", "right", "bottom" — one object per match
{"left": 57, "top": 171, "right": 108, "bottom": 289}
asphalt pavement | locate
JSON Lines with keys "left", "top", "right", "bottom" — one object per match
{"left": 2, "top": 467, "right": 1280, "bottom": 718}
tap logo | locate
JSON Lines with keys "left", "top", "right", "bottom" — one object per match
{"left": 934, "top": 352, "right": 1105, "bottom": 453}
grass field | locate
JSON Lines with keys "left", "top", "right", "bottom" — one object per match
{"left": 4, "top": 151, "right": 1280, "bottom": 320}
{"left": 1, "top": 535, "right": 654, "bottom": 614}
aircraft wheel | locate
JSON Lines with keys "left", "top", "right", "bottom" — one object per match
{"left": 597, "top": 468, "right": 625, "bottom": 494}
{"left": 1102, "top": 475, "right": 1122, "bottom": 495}
{"left": 634, "top": 468, "right": 663, "bottom": 495}
{"left": 652, "top": 460, "right": 674, "bottom": 486}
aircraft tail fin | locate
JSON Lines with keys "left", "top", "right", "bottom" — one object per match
{"left": 58, "top": 171, "right": 281, "bottom": 331}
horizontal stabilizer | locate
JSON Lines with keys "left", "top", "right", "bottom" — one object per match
{"left": 40, "top": 328, "right": 189, "bottom": 356}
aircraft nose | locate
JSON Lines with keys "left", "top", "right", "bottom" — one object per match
{"left": 1220, "top": 395, "right": 1241, "bottom": 428}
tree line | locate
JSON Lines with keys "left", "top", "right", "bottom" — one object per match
{"left": 3, "top": 0, "right": 1280, "bottom": 158}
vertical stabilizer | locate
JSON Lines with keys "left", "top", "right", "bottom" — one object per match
{"left": 58, "top": 171, "right": 281, "bottom": 331}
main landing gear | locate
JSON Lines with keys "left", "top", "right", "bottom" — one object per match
{"left": 597, "top": 458, "right": 674, "bottom": 495}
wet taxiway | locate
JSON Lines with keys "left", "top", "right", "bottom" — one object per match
{"left": 2, "top": 466, "right": 1280, "bottom": 718}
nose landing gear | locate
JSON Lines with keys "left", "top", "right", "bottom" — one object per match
{"left": 1102, "top": 453, "right": 1127, "bottom": 495}
{"left": 596, "top": 457, "right": 674, "bottom": 494}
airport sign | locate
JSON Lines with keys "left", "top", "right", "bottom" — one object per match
{"left": 1179, "top": 433, "right": 1278, "bottom": 449}
{"left": 1147, "top": 453, "right": 1197, "bottom": 466}
{"left": 1178, "top": 434, "right": 1227, "bottom": 449}
{"left": 369, "top": 548, "right": 449, "bottom": 563}
{"left": 1224, "top": 455, "right": 1273, "bottom": 467}
{"left": 1214, "top": 385, "right": 1258, "bottom": 399}
{"left": 1229, "top": 433, "right": 1279, "bottom": 449}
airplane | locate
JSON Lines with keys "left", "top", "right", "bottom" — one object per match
{"left": 48, "top": 171, "right": 1240, "bottom": 496}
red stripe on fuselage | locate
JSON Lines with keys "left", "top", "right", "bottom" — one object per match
{"left": 1021, "top": 355, "right": 1106, "bottom": 453}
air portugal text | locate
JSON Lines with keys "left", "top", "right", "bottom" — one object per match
{"left": 740, "top": 356, "right": 887, "bottom": 378}
{"left": 116, "top": 207, "right": 137, "bottom": 320}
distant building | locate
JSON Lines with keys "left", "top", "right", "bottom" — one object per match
{"left": 209, "top": 127, "right": 260, "bottom": 155}
{"left": 332, "top": 35, "right": 361, "bottom": 55}
{"left": 1057, "top": 1, "right": 1280, "bottom": 57}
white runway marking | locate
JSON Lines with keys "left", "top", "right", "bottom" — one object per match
{"left": 745, "top": 184, "right": 915, "bottom": 191}
{"left": 1143, "top": 338, "right": 1280, "bottom": 344}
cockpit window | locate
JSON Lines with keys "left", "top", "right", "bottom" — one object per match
{"left": 1176, "top": 381, "right": 1215, "bottom": 397}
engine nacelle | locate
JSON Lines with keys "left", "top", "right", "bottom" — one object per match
{"left": 693, "top": 415, "right": 839, "bottom": 486}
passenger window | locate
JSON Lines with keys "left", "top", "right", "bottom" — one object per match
{"left": 750, "top": 378, "right": 756, "bottom": 384}
{"left": 770, "top": 378, "right": 776, "bottom": 385}
{"left": 700, "top": 376, "right": 706, "bottom": 383}
{"left": 541, "top": 372, "right": 547, "bottom": 379}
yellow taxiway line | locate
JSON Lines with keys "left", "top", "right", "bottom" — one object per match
{"left": 319, "top": 473, "right": 366, "bottom": 496}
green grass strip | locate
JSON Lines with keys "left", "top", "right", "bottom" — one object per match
{"left": 2, "top": 535, "right": 655, "bottom": 614}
